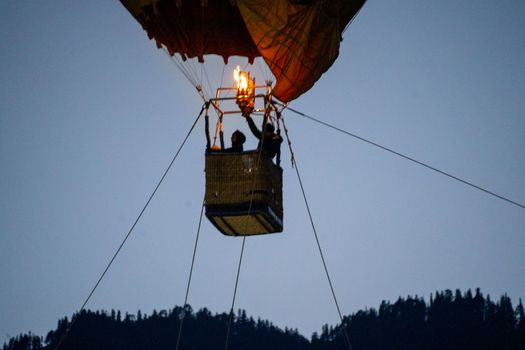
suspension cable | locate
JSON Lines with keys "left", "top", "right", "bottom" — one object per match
{"left": 163, "top": 48, "right": 199, "bottom": 89}
{"left": 202, "top": 63, "right": 215, "bottom": 101}
{"left": 162, "top": 48, "right": 210, "bottom": 102}
{"left": 219, "top": 63, "right": 227, "bottom": 93}
{"left": 175, "top": 198, "right": 206, "bottom": 350}
{"left": 280, "top": 114, "right": 295, "bottom": 166}
{"left": 281, "top": 105, "right": 525, "bottom": 210}
{"left": 281, "top": 124, "right": 354, "bottom": 350}
{"left": 223, "top": 236, "right": 246, "bottom": 350}
{"left": 343, "top": 3, "right": 367, "bottom": 34}
{"left": 224, "top": 113, "right": 273, "bottom": 350}
{"left": 53, "top": 106, "right": 205, "bottom": 350}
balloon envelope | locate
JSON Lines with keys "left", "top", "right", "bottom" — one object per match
{"left": 121, "top": 0, "right": 366, "bottom": 102}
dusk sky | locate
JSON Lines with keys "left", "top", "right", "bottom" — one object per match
{"left": 1, "top": 0, "right": 524, "bottom": 345}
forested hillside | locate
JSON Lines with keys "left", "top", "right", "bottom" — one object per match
{"left": 4, "top": 289, "right": 525, "bottom": 350}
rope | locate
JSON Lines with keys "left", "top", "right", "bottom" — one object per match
{"left": 224, "top": 236, "right": 246, "bottom": 350}
{"left": 282, "top": 105, "right": 525, "bottom": 210}
{"left": 164, "top": 48, "right": 198, "bottom": 89}
{"left": 223, "top": 113, "right": 272, "bottom": 350}
{"left": 202, "top": 62, "right": 214, "bottom": 101}
{"left": 296, "top": 160, "right": 353, "bottom": 350}
{"left": 282, "top": 125, "right": 354, "bottom": 350}
{"left": 343, "top": 2, "right": 367, "bottom": 34}
{"left": 53, "top": 106, "right": 205, "bottom": 350}
{"left": 175, "top": 198, "right": 206, "bottom": 350}
{"left": 219, "top": 63, "right": 227, "bottom": 94}
{"left": 255, "top": 56, "right": 271, "bottom": 84}
{"left": 280, "top": 114, "right": 295, "bottom": 167}
{"left": 163, "top": 49, "right": 209, "bottom": 102}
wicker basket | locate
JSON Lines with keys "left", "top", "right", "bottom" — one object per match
{"left": 205, "top": 151, "right": 283, "bottom": 236}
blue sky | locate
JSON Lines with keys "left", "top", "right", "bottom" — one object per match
{"left": 1, "top": 0, "right": 524, "bottom": 345}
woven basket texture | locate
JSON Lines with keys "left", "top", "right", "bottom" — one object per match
{"left": 205, "top": 151, "right": 283, "bottom": 217}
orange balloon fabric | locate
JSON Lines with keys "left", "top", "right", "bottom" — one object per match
{"left": 121, "top": 0, "right": 366, "bottom": 102}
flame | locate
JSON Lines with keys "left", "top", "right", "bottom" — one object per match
{"left": 233, "top": 66, "right": 255, "bottom": 115}
{"left": 234, "top": 65, "right": 250, "bottom": 93}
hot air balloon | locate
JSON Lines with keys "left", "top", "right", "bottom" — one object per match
{"left": 121, "top": 0, "right": 366, "bottom": 236}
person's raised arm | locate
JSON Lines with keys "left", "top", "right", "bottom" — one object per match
{"left": 245, "top": 114, "right": 262, "bottom": 139}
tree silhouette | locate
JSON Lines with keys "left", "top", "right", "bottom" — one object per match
{"left": 3, "top": 289, "right": 525, "bottom": 350}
